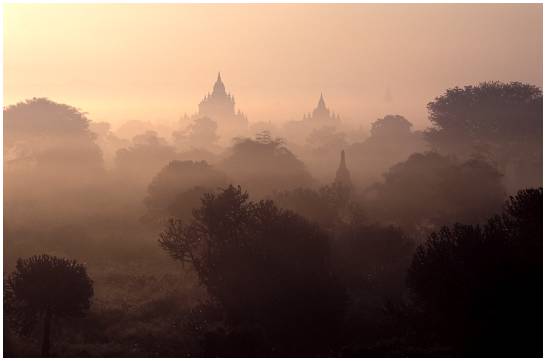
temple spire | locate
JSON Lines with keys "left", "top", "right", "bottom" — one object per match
{"left": 213, "top": 72, "right": 226, "bottom": 94}
{"left": 335, "top": 150, "right": 352, "bottom": 188}
{"left": 317, "top": 92, "right": 326, "bottom": 109}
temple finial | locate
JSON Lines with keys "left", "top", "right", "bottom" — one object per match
{"left": 317, "top": 92, "right": 326, "bottom": 109}
{"left": 213, "top": 72, "right": 226, "bottom": 94}
{"left": 334, "top": 149, "right": 352, "bottom": 188}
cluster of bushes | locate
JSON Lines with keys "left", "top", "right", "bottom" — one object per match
{"left": 5, "top": 186, "right": 541, "bottom": 357}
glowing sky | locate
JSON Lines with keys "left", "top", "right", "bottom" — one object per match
{"left": 4, "top": 4, "right": 542, "bottom": 129}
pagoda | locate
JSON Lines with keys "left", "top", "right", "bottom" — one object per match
{"left": 196, "top": 73, "right": 247, "bottom": 126}
{"left": 302, "top": 93, "right": 341, "bottom": 123}
{"left": 334, "top": 150, "right": 352, "bottom": 188}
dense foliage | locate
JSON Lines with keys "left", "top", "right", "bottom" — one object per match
{"left": 5, "top": 255, "right": 94, "bottom": 356}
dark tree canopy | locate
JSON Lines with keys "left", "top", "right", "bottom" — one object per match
{"left": 334, "top": 223, "right": 415, "bottom": 301}
{"left": 5, "top": 255, "right": 93, "bottom": 356}
{"left": 306, "top": 126, "right": 348, "bottom": 156}
{"left": 370, "top": 114, "right": 413, "bottom": 138}
{"left": 4, "top": 98, "right": 103, "bottom": 168}
{"left": 425, "top": 82, "right": 542, "bottom": 191}
{"left": 4, "top": 98, "right": 93, "bottom": 141}
{"left": 273, "top": 183, "right": 355, "bottom": 229}
{"left": 407, "top": 188, "right": 542, "bottom": 356}
{"left": 369, "top": 152, "right": 506, "bottom": 233}
{"left": 159, "top": 185, "right": 346, "bottom": 354}
{"left": 173, "top": 116, "right": 220, "bottom": 151}
{"left": 144, "top": 160, "right": 229, "bottom": 222}
{"left": 347, "top": 115, "right": 426, "bottom": 185}
{"left": 219, "top": 134, "right": 314, "bottom": 197}
{"left": 114, "top": 131, "right": 178, "bottom": 184}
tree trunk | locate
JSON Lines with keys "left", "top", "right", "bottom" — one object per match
{"left": 41, "top": 309, "right": 52, "bottom": 357}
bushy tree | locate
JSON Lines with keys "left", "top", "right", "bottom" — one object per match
{"left": 88, "top": 121, "right": 130, "bottom": 168}
{"left": 159, "top": 185, "right": 346, "bottom": 355}
{"left": 425, "top": 82, "right": 542, "bottom": 192}
{"left": 219, "top": 133, "right": 314, "bottom": 197}
{"left": 334, "top": 224, "right": 415, "bottom": 301}
{"left": 369, "top": 152, "right": 505, "bottom": 234}
{"left": 5, "top": 255, "right": 94, "bottom": 356}
{"left": 4, "top": 98, "right": 103, "bottom": 169}
{"left": 115, "top": 131, "right": 178, "bottom": 186}
{"left": 370, "top": 114, "right": 412, "bottom": 138}
{"left": 407, "top": 188, "right": 542, "bottom": 356}
{"left": 144, "top": 160, "right": 229, "bottom": 222}
{"left": 306, "top": 126, "right": 347, "bottom": 156}
{"left": 273, "top": 183, "right": 356, "bottom": 229}
{"left": 347, "top": 115, "right": 426, "bottom": 185}
{"left": 172, "top": 116, "right": 220, "bottom": 151}
{"left": 5, "top": 98, "right": 94, "bottom": 143}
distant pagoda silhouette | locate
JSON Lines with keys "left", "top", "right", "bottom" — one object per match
{"left": 196, "top": 73, "right": 248, "bottom": 126}
{"left": 334, "top": 150, "right": 352, "bottom": 188}
{"left": 303, "top": 93, "right": 341, "bottom": 123}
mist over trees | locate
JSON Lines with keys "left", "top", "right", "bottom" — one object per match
{"left": 4, "top": 79, "right": 542, "bottom": 357}
{"left": 114, "top": 131, "right": 179, "bottom": 188}
{"left": 407, "top": 188, "right": 542, "bottom": 356}
{"left": 218, "top": 132, "right": 314, "bottom": 198}
{"left": 4, "top": 98, "right": 103, "bottom": 173}
{"left": 144, "top": 160, "right": 229, "bottom": 223}
{"left": 159, "top": 185, "right": 346, "bottom": 355}
{"left": 172, "top": 116, "right": 221, "bottom": 153}
{"left": 366, "top": 152, "right": 506, "bottom": 234}
{"left": 5, "top": 255, "right": 94, "bottom": 356}
{"left": 425, "top": 82, "right": 542, "bottom": 192}
{"left": 347, "top": 114, "right": 427, "bottom": 185}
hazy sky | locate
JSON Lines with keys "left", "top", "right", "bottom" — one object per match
{"left": 4, "top": 4, "right": 542, "bottom": 130}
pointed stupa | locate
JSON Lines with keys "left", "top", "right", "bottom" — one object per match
{"left": 317, "top": 92, "right": 326, "bottom": 110}
{"left": 308, "top": 92, "right": 335, "bottom": 121}
{"left": 334, "top": 150, "right": 352, "bottom": 187}
{"left": 213, "top": 72, "right": 226, "bottom": 95}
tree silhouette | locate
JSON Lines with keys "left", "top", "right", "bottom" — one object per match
{"left": 334, "top": 223, "right": 415, "bottom": 301}
{"left": 306, "top": 126, "right": 347, "bottom": 156}
{"left": 347, "top": 114, "right": 426, "bottom": 185}
{"left": 219, "top": 135, "right": 314, "bottom": 198}
{"left": 370, "top": 115, "right": 413, "bottom": 138}
{"left": 5, "top": 255, "right": 94, "bottom": 356}
{"left": 370, "top": 152, "right": 505, "bottom": 234}
{"left": 172, "top": 116, "right": 220, "bottom": 152}
{"left": 273, "top": 182, "right": 356, "bottom": 229}
{"left": 407, "top": 188, "right": 542, "bottom": 356}
{"left": 159, "top": 185, "right": 346, "bottom": 355}
{"left": 144, "top": 160, "right": 229, "bottom": 223}
{"left": 114, "top": 130, "right": 179, "bottom": 186}
{"left": 425, "top": 82, "right": 542, "bottom": 192}
{"left": 4, "top": 98, "right": 103, "bottom": 169}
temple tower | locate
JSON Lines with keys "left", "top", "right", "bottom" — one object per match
{"left": 303, "top": 93, "right": 341, "bottom": 123}
{"left": 334, "top": 150, "right": 352, "bottom": 188}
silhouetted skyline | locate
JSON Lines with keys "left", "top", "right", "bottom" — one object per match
{"left": 3, "top": 4, "right": 543, "bottom": 357}
{"left": 4, "top": 4, "right": 542, "bottom": 128}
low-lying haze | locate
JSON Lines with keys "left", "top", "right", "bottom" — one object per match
{"left": 4, "top": 4, "right": 542, "bottom": 129}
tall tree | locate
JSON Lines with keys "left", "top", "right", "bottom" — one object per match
{"left": 5, "top": 255, "right": 94, "bottom": 356}
{"left": 347, "top": 114, "right": 426, "bottom": 185}
{"left": 159, "top": 185, "right": 346, "bottom": 355}
{"left": 144, "top": 160, "right": 229, "bottom": 223}
{"left": 407, "top": 188, "right": 542, "bottom": 356}
{"left": 369, "top": 152, "right": 505, "bottom": 234}
{"left": 4, "top": 98, "right": 103, "bottom": 168}
{"left": 219, "top": 135, "right": 314, "bottom": 197}
{"left": 425, "top": 82, "right": 542, "bottom": 191}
